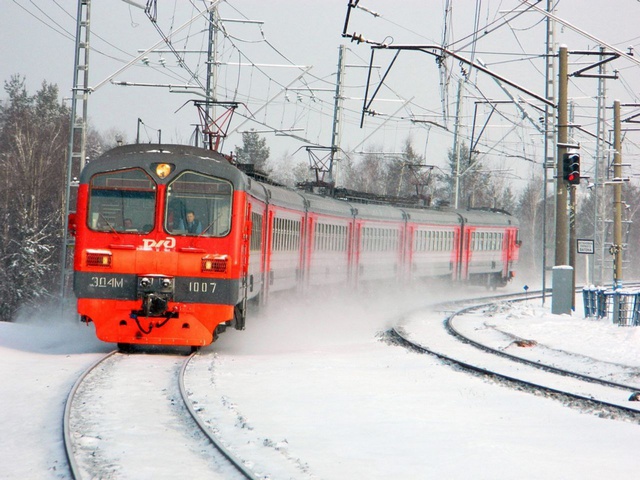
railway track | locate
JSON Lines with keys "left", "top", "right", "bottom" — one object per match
{"left": 390, "top": 292, "right": 640, "bottom": 422}
{"left": 63, "top": 350, "right": 258, "bottom": 480}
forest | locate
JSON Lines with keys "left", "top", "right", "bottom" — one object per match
{"left": 2, "top": 75, "right": 639, "bottom": 321}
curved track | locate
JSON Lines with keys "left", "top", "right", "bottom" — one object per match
{"left": 63, "top": 351, "right": 118, "bottom": 479}
{"left": 446, "top": 300, "right": 640, "bottom": 393}
{"left": 63, "top": 350, "right": 258, "bottom": 480}
{"left": 179, "top": 352, "right": 259, "bottom": 480}
{"left": 391, "top": 293, "right": 640, "bottom": 421}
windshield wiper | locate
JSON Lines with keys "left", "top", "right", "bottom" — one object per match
{"left": 98, "top": 213, "right": 120, "bottom": 236}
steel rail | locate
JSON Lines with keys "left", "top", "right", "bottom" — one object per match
{"left": 445, "top": 297, "right": 640, "bottom": 393}
{"left": 391, "top": 292, "right": 640, "bottom": 419}
{"left": 62, "top": 350, "right": 118, "bottom": 480}
{"left": 179, "top": 352, "right": 260, "bottom": 480}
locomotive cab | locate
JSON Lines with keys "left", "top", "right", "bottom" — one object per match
{"left": 73, "top": 145, "right": 250, "bottom": 347}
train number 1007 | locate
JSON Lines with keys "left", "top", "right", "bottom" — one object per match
{"left": 188, "top": 281, "right": 217, "bottom": 293}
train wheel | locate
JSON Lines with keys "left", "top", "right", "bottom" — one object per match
{"left": 117, "top": 342, "right": 132, "bottom": 353}
{"left": 190, "top": 346, "right": 201, "bottom": 354}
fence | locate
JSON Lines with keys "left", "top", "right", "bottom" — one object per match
{"left": 583, "top": 287, "right": 640, "bottom": 326}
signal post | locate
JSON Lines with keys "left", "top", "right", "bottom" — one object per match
{"left": 552, "top": 46, "right": 574, "bottom": 314}
{"left": 553, "top": 46, "right": 583, "bottom": 314}
{"left": 565, "top": 153, "right": 580, "bottom": 309}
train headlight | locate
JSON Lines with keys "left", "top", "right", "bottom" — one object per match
{"left": 154, "top": 163, "right": 173, "bottom": 179}
{"left": 202, "top": 255, "right": 228, "bottom": 273}
{"left": 86, "top": 251, "right": 112, "bottom": 267}
{"left": 161, "top": 278, "right": 172, "bottom": 288}
{"left": 140, "top": 277, "right": 151, "bottom": 288}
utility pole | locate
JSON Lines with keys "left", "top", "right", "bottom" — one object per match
{"left": 60, "top": 0, "right": 91, "bottom": 303}
{"left": 330, "top": 45, "right": 346, "bottom": 187}
{"left": 592, "top": 47, "right": 607, "bottom": 286}
{"left": 205, "top": 5, "right": 219, "bottom": 132}
{"left": 551, "top": 45, "right": 574, "bottom": 315}
{"left": 612, "top": 100, "right": 623, "bottom": 288}
{"left": 452, "top": 78, "right": 464, "bottom": 209}
{"left": 555, "top": 45, "right": 569, "bottom": 267}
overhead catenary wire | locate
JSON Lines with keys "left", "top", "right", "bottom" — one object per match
{"left": 12, "top": 0, "right": 640, "bottom": 195}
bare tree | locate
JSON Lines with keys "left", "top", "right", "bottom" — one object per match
{"left": 348, "top": 148, "right": 387, "bottom": 194}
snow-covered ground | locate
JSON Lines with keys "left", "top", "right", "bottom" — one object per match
{"left": 2, "top": 285, "right": 640, "bottom": 479}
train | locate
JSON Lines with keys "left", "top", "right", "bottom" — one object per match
{"left": 70, "top": 144, "right": 520, "bottom": 349}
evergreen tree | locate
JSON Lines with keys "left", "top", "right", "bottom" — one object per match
{"left": 498, "top": 185, "right": 517, "bottom": 213}
{"left": 234, "top": 130, "right": 270, "bottom": 171}
{"left": 386, "top": 139, "right": 422, "bottom": 197}
{"left": 443, "top": 142, "right": 494, "bottom": 209}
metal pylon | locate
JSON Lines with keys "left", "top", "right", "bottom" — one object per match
{"left": 541, "top": 0, "right": 556, "bottom": 302}
{"left": 60, "top": 0, "right": 91, "bottom": 303}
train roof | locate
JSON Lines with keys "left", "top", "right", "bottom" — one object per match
{"left": 458, "top": 208, "right": 519, "bottom": 227}
{"left": 83, "top": 145, "right": 519, "bottom": 230}
{"left": 349, "top": 202, "right": 406, "bottom": 222}
{"left": 400, "top": 206, "right": 462, "bottom": 225}
{"left": 300, "top": 193, "right": 354, "bottom": 218}
{"left": 262, "top": 184, "right": 307, "bottom": 212}
{"left": 81, "top": 144, "right": 249, "bottom": 188}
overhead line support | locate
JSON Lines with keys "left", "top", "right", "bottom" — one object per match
{"left": 359, "top": 44, "right": 553, "bottom": 130}
{"left": 60, "top": 0, "right": 91, "bottom": 306}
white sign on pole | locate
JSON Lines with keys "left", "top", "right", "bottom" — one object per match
{"left": 577, "top": 239, "right": 594, "bottom": 254}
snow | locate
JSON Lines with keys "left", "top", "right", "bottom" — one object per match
{"left": 2, "top": 286, "right": 640, "bottom": 479}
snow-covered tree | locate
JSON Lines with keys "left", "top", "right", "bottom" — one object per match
{"left": 0, "top": 75, "right": 69, "bottom": 321}
{"left": 266, "top": 151, "right": 309, "bottom": 187}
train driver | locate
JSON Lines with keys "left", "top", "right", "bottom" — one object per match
{"left": 184, "top": 210, "right": 203, "bottom": 234}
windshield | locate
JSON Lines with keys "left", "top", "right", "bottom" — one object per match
{"left": 87, "top": 168, "right": 156, "bottom": 233}
{"left": 165, "top": 171, "right": 233, "bottom": 237}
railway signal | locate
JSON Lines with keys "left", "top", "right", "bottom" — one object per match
{"left": 563, "top": 153, "right": 581, "bottom": 185}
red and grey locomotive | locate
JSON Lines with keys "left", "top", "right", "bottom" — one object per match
{"left": 71, "top": 144, "right": 519, "bottom": 348}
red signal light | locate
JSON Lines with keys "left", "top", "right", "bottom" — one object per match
{"left": 562, "top": 153, "right": 580, "bottom": 185}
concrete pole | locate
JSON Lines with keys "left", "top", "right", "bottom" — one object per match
{"left": 555, "top": 46, "right": 569, "bottom": 266}
{"left": 452, "top": 78, "right": 464, "bottom": 209}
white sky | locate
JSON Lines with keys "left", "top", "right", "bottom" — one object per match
{"left": 3, "top": 1, "right": 640, "bottom": 191}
